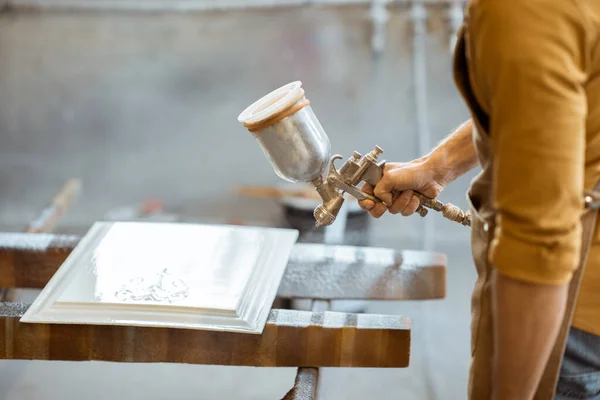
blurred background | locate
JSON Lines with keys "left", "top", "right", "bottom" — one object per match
{"left": 0, "top": 0, "right": 477, "bottom": 398}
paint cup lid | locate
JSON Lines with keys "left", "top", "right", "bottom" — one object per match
{"left": 237, "top": 81, "right": 307, "bottom": 132}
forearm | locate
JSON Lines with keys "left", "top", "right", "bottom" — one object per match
{"left": 421, "top": 119, "right": 480, "bottom": 186}
{"left": 491, "top": 270, "right": 568, "bottom": 400}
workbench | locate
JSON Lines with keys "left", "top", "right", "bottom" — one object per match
{"left": 0, "top": 180, "right": 447, "bottom": 399}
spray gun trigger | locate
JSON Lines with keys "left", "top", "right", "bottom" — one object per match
{"left": 328, "top": 176, "right": 377, "bottom": 203}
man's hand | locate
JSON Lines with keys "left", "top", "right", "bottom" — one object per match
{"left": 357, "top": 159, "right": 446, "bottom": 218}
{"left": 357, "top": 119, "right": 479, "bottom": 219}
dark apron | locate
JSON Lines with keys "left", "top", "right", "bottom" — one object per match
{"left": 452, "top": 24, "right": 600, "bottom": 400}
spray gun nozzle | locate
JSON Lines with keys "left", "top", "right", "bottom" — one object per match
{"left": 313, "top": 203, "right": 338, "bottom": 227}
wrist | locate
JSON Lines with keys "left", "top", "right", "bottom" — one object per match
{"left": 418, "top": 151, "right": 456, "bottom": 188}
{"left": 415, "top": 119, "right": 478, "bottom": 187}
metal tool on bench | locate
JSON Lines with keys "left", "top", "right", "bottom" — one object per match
{"left": 237, "top": 81, "right": 472, "bottom": 228}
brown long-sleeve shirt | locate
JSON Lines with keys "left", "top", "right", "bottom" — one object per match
{"left": 465, "top": 0, "right": 600, "bottom": 335}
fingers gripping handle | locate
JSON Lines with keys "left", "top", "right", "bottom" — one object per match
{"left": 388, "top": 191, "right": 429, "bottom": 218}
{"left": 336, "top": 146, "right": 472, "bottom": 227}
{"left": 364, "top": 164, "right": 471, "bottom": 227}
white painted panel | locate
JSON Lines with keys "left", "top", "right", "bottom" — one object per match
{"left": 21, "top": 221, "right": 299, "bottom": 334}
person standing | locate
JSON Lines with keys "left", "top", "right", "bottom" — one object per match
{"left": 359, "top": 1, "right": 600, "bottom": 399}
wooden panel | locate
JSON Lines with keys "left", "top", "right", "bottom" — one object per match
{"left": 282, "top": 244, "right": 446, "bottom": 300}
{"left": 0, "top": 234, "right": 446, "bottom": 301}
{"left": 2, "top": 178, "right": 81, "bottom": 303}
{"left": 0, "top": 233, "right": 78, "bottom": 288}
{"left": 0, "top": 302, "right": 410, "bottom": 368}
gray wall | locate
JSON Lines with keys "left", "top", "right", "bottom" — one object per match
{"left": 0, "top": 6, "right": 474, "bottom": 246}
{"left": 0, "top": 7, "right": 479, "bottom": 399}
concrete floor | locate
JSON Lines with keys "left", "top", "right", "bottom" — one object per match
{"left": 0, "top": 6, "right": 478, "bottom": 399}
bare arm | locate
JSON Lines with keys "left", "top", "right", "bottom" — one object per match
{"left": 492, "top": 271, "right": 568, "bottom": 400}
{"left": 424, "top": 118, "right": 479, "bottom": 187}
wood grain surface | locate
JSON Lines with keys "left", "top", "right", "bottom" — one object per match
{"left": 282, "top": 243, "right": 446, "bottom": 300}
{"left": 0, "top": 233, "right": 78, "bottom": 288}
{"left": 1, "top": 178, "right": 81, "bottom": 302}
{"left": 0, "top": 303, "right": 410, "bottom": 367}
{"left": 0, "top": 233, "right": 446, "bottom": 301}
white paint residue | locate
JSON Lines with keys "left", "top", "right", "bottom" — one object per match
{"left": 273, "top": 309, "right": 312, "bottom": 327}
{"left": 0, "top": 232, "right": 54, "bottom": 250}
{"left": 291, "top": 243, "right": 396, "bottom": 265}
{"left": 323, "top": 312, "right": 346, "bottom": 328}
{"left": 357, "top": 314, "right": 411, "bottom": 330}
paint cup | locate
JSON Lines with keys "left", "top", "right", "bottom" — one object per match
{"left": 237, "top": 81, "right": 331, "bottom": 184}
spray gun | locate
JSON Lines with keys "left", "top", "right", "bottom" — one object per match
{"left": 237, "top": 81, "right": 471, "bottom": 228}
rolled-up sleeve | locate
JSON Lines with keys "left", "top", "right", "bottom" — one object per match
{"left": 468, "top": 0, "right": 589, "bottom": 285}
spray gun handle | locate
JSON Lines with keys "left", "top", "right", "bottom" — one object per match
{"left": 384, "top": 190, "right": 471, "bottom": 226}
{"left": 359, "top": 149, "right": 471, "bottom": 227}
{"left": 343, "top": 183, "right": 430, "bottom": 219}
{"left": 353, "top": 186, "right": 470, "bottom": 226}
{"left": 410, "top": 192, "right": 472, "bottom": 227}
{"left": 324, "top": 147, "right": 471, "bottom": 227}
{"left": 356, "top": 177, "right": 470, "bottom": 227}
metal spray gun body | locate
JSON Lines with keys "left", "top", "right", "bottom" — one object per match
{"left": 313, "top": 147, "right": 471, "bottom": 227}
{"left": 237, "top": 81, "right": 471, "bottom": 228}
